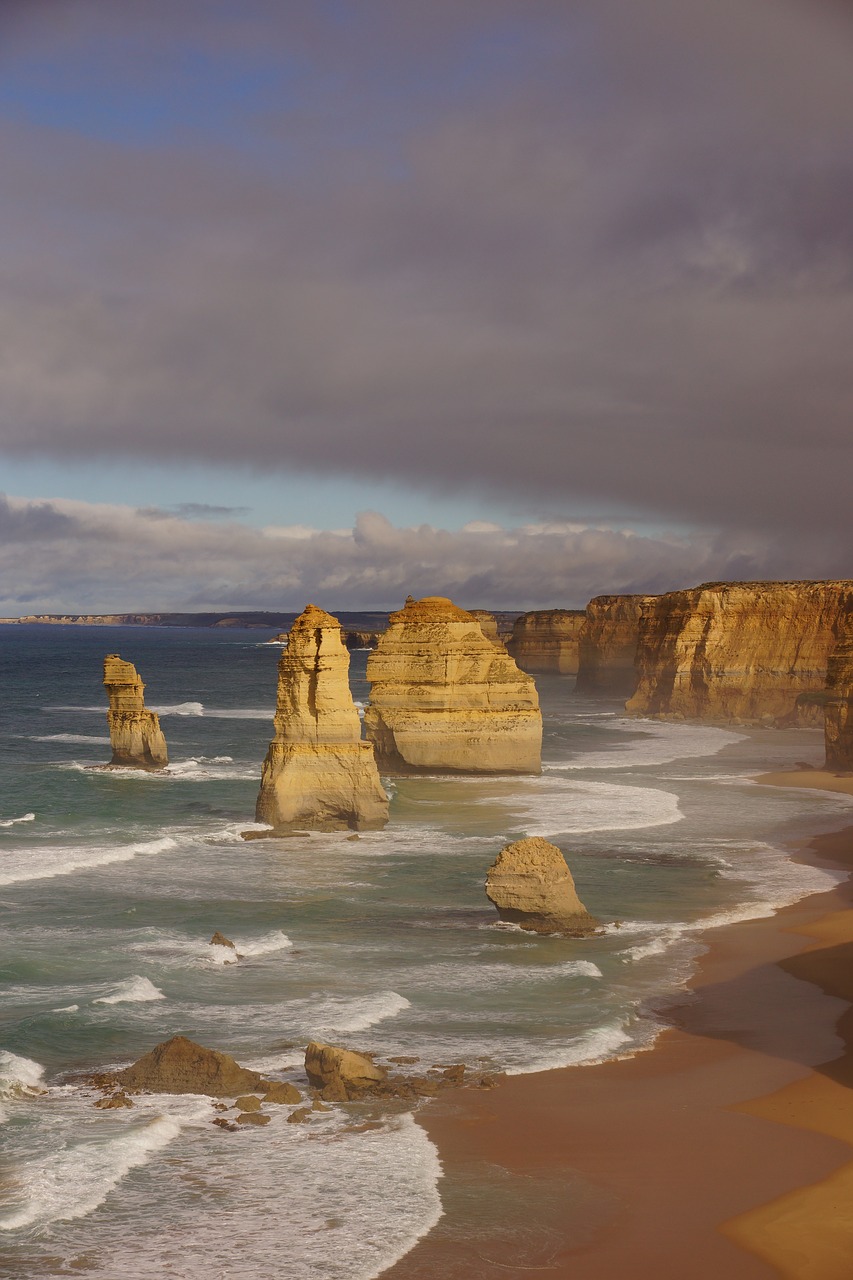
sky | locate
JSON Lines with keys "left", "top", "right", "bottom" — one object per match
{"left": 1, "top": 0, "right": 851, "bottom": 613}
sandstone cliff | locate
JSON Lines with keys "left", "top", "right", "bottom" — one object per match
{"left": 364, "top": 596, "right": 542, "bottom": 774}
{"left": 103, "top": 654, "right": 168, "bottom": 769}
{"left": 575, "top": 595, "right": 653, "bottom": 696}
{"left": 484, "top": 837, "right": 598, "bottom": 935}
{"left": 507, "top": 609, "right": 585, "bottom": 675}
{"left": 255, "top": 604, "right": 388, "bottom": 831}
{"left": 469, "top": 610, "right": 502, "bottom": 645}
{"left": 626, "top": 581, "right": 853, "bottom": 725}
{"left": 825, "top": 624, "right": 853, "bottom": 769}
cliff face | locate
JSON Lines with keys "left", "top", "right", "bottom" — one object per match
{"left": 825, "top": 625, "right": 853, "bottom": 769}
{"left": 626, "top": 581, "right": 853, "bottom": 725}
{"left": 364, "top": 596, "right": 542, "bottom": 774}
{"left": 103, "top": 655, "right": 168, "bottom": 769}
{"left": 255, "top": 605, "right": 389, "bottom": 831}
{"left": 575, "top": 595, "right": 652, "bottom": 696}
{"left": 507, "top": 609, "right": 585, "bottom": 675}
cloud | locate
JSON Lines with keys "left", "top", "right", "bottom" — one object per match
{"left": 0, "top": 495, "right": 847, "bottom": 615}
{"left": 0, "top": 2, "right": 851, "bottom": 546}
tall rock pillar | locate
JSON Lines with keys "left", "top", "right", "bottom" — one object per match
{"left": 255, "top": 605, "right": 389, "bottom": 831}
{"left": 103, "top": 654, "right": 169, "bottom": 769}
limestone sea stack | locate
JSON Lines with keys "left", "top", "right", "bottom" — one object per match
{"left": 364, "top": 596, "right": 542, "bottom": 774}
{"left": 575, "top": 595, "right": 654, "bottom": 697}
{"left": 507, "top": 609, "right": 586, "bottom": 675}
{"left": 255, "top": 604, "right": 389, "bottom": 832}
{"left": 627, "top": 581, "right": 853, "bottom": 725}
{"left": 485, "top": 837, "right": 599, "bottom": 935}
{"left": 825, "top": 624, "right": 853, "bottom": 770}
{"left": 103, "top": 654, "right": 168, "bottom": 769}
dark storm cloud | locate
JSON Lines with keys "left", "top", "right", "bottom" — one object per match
{"left": 0, "top": 1, "right": 852, "bottom": 547}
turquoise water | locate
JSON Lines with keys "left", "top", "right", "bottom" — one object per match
{"left": 1, "top": 625, "right": 851, "bottom": 1278}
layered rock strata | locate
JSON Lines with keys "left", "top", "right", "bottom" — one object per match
{"left": 507, "top": 609, "right": 586, "bottom": 675}
{"left": 575, "top": 596, "right": 653, "bottom": 696}
{"left": 626, "top": 581, "right": 853, "bottom": 725}
{"left": 255, "top": 605, "right": 388, "bottom": 831}
{"left": 364, "top": 596, "right": 542, "bottom": 774}
{"left": 103, "top": 654, "right": 168, "bottom": 769}
{"left": 825, "top": 625, "right": 853, "bottom": 769}
{"left": 469, "top": 610, "right": 502, "bottom": 646}
{"left": 485, "top": 837, "right": 599, "bottom": 935}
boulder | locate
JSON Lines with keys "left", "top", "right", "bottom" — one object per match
{"left": 237, "top": 1111, "right": 271, "bottom": 1126}
{"left": 103, "top": 654, "right": 168, "bottom": 769}
{"left": 304, "top": 1041, "right": 387, "bottom": 1100}
{"left": 262, "top": 1080, "right": 302, "bottom": 1105}
{"left": 210, "top": 931, "right": 236, "bottom": 950}
{"left": 113, "top": 1035, "right": 264, "bottom": 1098}
{"left": 485, "top": 837, "right": 599, "bottom": 936}
{"left": 255, "top": 605, "right": 389, "bottom": 832}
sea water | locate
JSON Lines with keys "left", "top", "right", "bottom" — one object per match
{"left": 0, "top": 625, "right": 850, "bottom": 1278}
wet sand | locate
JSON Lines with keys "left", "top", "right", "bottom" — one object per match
{"left": 382, "top": 819, "right": 853, "bottom": 1280}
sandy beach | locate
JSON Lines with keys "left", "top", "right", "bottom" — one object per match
{"left": 383, "top": 790, "right": 853, "bottom": 1279}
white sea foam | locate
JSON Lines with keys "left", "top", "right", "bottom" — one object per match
{"left": 128, "top": 927, "right": 293, "bottom": 968}
{"left": 93, "top": 976, "right": 165, "bottom": 1005}
{"left": 0, "top": 813, "right": 35, "bottom": 827}
{"left": 506, "top": 1020, "right": 636, "bottom": 1075}
{"left": 0, "top": 835, "right": 177, "bottom": 886}
{"left": 81, "top": 757, "right": 257, "bottom": 782}
{"left": 415, "top": 958, "right": 602, "bottom": 990}
{"left": 51, "top": 1004, "right": 80, "bottom": 1014}
{"left": 47, "top": 701, "right": 272, "bottom": 720}
{"left": 493, "top": 776, "right": 682, "bottom": 837}
{"left": 549, "top": 719, "right": 745, "bottom": 771}
{"left": 0, "top": 1116, "right": 181, "bottom": 1231}
{"left": 33, "top": 733, "right": 111, "bottom": 745}
{"left": 296, "top": 990, "right": 411, "bottom": 1036}
{"left": 0, "top": 1049, "right": 45, "bottom": 1098}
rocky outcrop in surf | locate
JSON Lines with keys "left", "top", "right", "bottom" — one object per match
{"left": 626, "top": 581, "right": 853, "bottom": 725}
{"left": 507, "top": 609, "right": 586, "bottom": 675}
{"left": 255, "top": 604, "right": 389, "bottom": 832}
{"left": 108, "top": 1035, "right": 265, "bottom": 1097}
{"left": 825, "top": 624, "right": 853, "bottom": 770}
{"left": 304, "top": 1041, "right": 387, "bottom": 1101}
{"left": 575, "top": 596, "right": 653, "bottom": 697}
{"left": 103, "top": 654, "right": 168, "bottom": 769}
{"left": 364, "top": 596, "right": 542, "bottom": 774}
{"left": 484, "top": 837, "right": 599, "bottom": 936}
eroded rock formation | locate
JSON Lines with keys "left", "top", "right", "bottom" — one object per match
{"left": 304, "top": 1041, "right": 387, "bottom": 1101}
{"left": 575, "top": 596, "right": 653, "bottom": 697}
{"left": 110, "top": 1035, "right": 264, "bottom": 1097}
{"left": 626, "top": 581, "right": 853, "bottom": 725}
{"left": 825, "top": 625, "right": 853, "bottom": 770}
{"left": 469, "top": 610, "right": 502, "bottom": 645}
{"left": 364, "top": 596, "right": 542, "bottom": 774}
{"left": 484, "top": 837, "right": 599, "bottom": 936}
{"left": 103, "top": 654, "right": 168, "bottom": 769}
{"left": 507, "top": 609, "right": 586, "bottom": 675}
{"left": 255, "top": 605, "right": 389, "bottom": 832}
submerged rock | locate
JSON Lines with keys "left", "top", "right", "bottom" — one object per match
{"left": 103, "top": 654, "right": 168, "bottom": 769}
{"left": 364, "top": 596, "right": 542, "bottom": 774}
{"left": 254, "top": 604, "right": 389, "bottom": 832}
{"left": 210, "top": 931, "right": 236, "bottom": 950}
{"left": 485, "top": 837, "right": 599, "bottom": 936}
{"left": 112, "top": 1035, "right": 264, "bottom": 1098}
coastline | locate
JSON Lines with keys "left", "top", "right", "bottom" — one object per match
{"left": 381, "top": 813, "right": 853, "bottom": 1279}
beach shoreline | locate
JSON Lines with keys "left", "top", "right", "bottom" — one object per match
{"left": 381, "top": 797, "right": 853, "bottom": 1278}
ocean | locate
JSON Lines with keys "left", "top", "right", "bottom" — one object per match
{"left": 1, "top": 624, "right": 851, "bottom": 1278}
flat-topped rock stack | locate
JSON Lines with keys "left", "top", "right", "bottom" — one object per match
{"left": 576, "top": 595, "right": 653, "bottom": 697}
{"left": 485, "top": 837, "right": 599, "bottom": 936}
{"left": 507, "top": 609, "right": 586, "bottom": 675}
{"left": 103, "top": 654, "right": 169, "bottom": 769}
{"left": 364, "top": 596, "right": 542, "bottom": 774}
{"left": 255, "top": 604, "right": 389, "bottom": 831}
{"left": 626, "top": 581, "right": 853, "bottom": 725}
{"left": 825, "top": 624, "right": 853, "bottom": 770}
